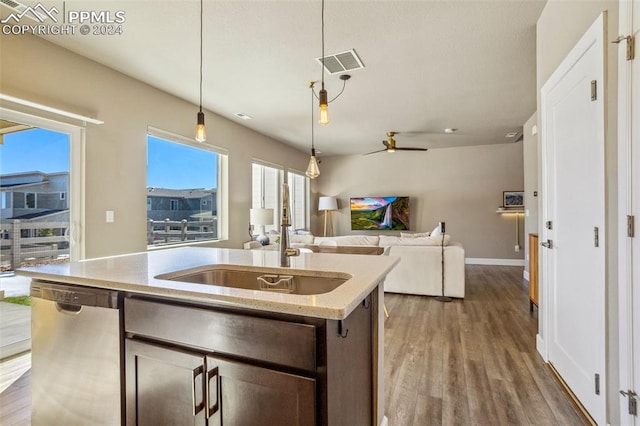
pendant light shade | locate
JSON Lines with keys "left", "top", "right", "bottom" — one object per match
{"left": 306, "top": 148, "right": 320, "bottom": 179}
{"left": 195, "top": 0, "right": 206, "bottom": 142}
{"left": 318, "top": 89, "right": 329, "bottom": 126}
{"left": 306, "top": 82, "right": 320, "bottom": 179}
{"left": 195, "top": 110, "right": 206, "bottom": 142}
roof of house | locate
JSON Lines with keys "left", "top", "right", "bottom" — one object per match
{"left": 147, "top": 188, "right": 216, "bottom": 199}
{"left": 9, "top": 209, "right": 67, "bottom": 220}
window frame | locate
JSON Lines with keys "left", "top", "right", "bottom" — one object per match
{"left": 146, "top": 126, "right": 228, "bottom": 248}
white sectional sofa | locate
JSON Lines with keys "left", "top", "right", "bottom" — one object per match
{"left": 289, "top": 234, "right": 466, "bottom": 298}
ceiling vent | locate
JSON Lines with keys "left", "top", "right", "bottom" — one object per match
{"left": 0, "top": 0, "right": 23, "bottom": 10}
{"left": 316, "top": 49, "right": 364, "bottom": 75}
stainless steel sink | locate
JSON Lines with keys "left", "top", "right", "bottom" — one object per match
{"left": 155, "top": 265, "right": 350, "bottom": 295}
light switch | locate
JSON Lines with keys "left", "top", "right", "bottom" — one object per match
{"left": 106, "top": 210, "right": 115, "bottom": 223}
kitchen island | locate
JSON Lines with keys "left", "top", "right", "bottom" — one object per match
{"left": 18, "top": 246, "right": 399, "bottom": 425}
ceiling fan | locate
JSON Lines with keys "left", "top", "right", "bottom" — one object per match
{"left": 365, "top": 132, "right": 428, "bottom": 155}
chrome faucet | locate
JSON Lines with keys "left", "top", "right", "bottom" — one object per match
{"left": 280, "top": 182, "right": 300, "bottom": 267}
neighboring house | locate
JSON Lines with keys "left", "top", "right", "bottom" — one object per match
{"left": 0, "top": 171, "right": 69, "bottom": 222}
{"left": 0, "top": 172, "right": 70, "bottom": 268}
{"left": 146, "top": 188, "right": 218, "bottom": 243}
{"left": 146, "top": 187, "right": 216, "bottom": 222}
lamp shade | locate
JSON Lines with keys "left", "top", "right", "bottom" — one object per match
{"left": 318, "top": 196, "right": 338, "bottom": 211}
{"left": 250, "top": 208, "right": 274, "bottom": 225}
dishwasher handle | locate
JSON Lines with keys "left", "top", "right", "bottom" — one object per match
{"left": 55, "top": 302, "right": 83, "bottom": 315}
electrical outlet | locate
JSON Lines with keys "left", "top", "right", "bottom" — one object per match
{"left": 515, "top": 244, "right": 520, "bottom": 252}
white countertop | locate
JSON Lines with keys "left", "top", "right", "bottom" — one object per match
{"left": 16, "top": 247, "right": 400, "bottom": 320}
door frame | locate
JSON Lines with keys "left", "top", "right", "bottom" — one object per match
{"left": 0, "top": 107, "right": 85, "bottom": 261}
{"left": 617, "top": 1, "right": 637, "bottom": 423}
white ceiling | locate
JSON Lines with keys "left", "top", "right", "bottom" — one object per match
{"left": 7, "top": 0, "right": 546, "bottom": 156}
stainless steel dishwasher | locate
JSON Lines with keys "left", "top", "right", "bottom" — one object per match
{"left": 31, "top": 280, "right": 123, "bottom": 425}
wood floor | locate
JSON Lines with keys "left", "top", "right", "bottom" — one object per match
{"left": 384, "top": 265, "right": 586, "bottom": 425}
{"left": 0, "top": 265, "right": 586, "bottom": 425}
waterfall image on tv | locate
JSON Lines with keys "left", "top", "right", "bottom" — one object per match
{"left": 350, "top": 197, "right": 410, "bottom": 230}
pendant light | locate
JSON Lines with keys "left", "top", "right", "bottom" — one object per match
{"left": 306, "top": 82, "right": 320, "bottom": 179}
{"left": 195, "top": 0, "right": 206, "bottom": 142}
{"left": 314, "top": 0, "right": 350, "bottom": 125}
{"left": 318, "top": 0, "right": 329, "bottom": 126}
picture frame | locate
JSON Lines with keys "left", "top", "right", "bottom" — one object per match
{"left": 503, "top": 191, "right": 524, "bottom": 208}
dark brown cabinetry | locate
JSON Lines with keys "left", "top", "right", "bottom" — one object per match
{"left": 529, "top": 233, "right": 539, "bottom": 311}
{"left": 124, "top": 292, "right": 376, "bottom": 425}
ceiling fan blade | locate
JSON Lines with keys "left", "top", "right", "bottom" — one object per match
{"left": 396, "top": 147, "right": 428, "bottom": 151}
{"left": 382, "top": 140, "right": 390, "bottom": 148}
{"left": 364, "top": 148, "right": 388, "bottom": 155}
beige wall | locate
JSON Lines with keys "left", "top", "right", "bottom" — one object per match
{"left": 0, "top": 33, "right": 309, "bottom": 258}
{"left": 314, "top": 143, "right": 525, "bottom": 261}
{"left": 536, "top": 1, "right": 619, "bottom": 423}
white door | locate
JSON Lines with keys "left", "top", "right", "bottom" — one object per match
{"left": 0, "top": 108, "right": 85, "bottom": 262}
{"left": 541, "top": 14, "right": 606, "bottom": 424}
{"left": 617, "top": 1, "right": 640, "bottom": 423}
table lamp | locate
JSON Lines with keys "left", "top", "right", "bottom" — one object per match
{"left": 250, "top": 208, "right": 274, "bottom": 245}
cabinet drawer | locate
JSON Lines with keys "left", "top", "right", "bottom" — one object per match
{"left": 125, "top": 298, "right": 316, "bottom": 371}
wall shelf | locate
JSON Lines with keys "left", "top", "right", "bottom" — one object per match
{"left": 496, "top": 207, "right": 525, "bottom": 214}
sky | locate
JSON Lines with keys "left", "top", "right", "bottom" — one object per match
{"left": 0, "top": 128, "right": 69, "bottom": 174}
{"left": 147, "top": 136, "right": 217, "bottom": 190}
{"left": 0, "top": 130, "right": 217, "bottom": 190}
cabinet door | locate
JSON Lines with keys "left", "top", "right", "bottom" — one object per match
{"left": 206, "top": 355, "right": 316, "bottom": 426}
{"left": 126, "top": 339, "right": 207, "bottom": 426}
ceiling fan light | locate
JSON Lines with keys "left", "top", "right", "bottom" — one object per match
{"left": 195, "top": 110, "right": 206, "bottom": 142}
{"left": 318, "top": 89, "right": 329, "bottom": 125}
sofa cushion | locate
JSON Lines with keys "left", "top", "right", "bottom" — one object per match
{"left": 289, "top": 234, "right": 315, "bottom": 244}
{"left": 379, "top": 235, "right": 451, "bottom": 246}
{"left": 314, "top": 235, "right": 380, "bottom": 246}
{"left": 400, "top": 231, "right": 431, "bottom": 238}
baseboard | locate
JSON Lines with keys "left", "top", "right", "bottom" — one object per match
{"left": 536, "top": 334, "right": 546, "bottom": 361}
{"left": 465, "top": 258, "right": 525, "bottom": 266}
{"left": 523, "top": 270, "right": 530, "bottom": 281}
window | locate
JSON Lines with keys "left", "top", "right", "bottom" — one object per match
{"left": 287, "top": 171, "right": 310, "bottom": 231}
{"left": 251, "top": 164, "right": 310, "bottom": 236}
{"left": 25, "top": 192, "right": 36, "bottom": 208}
{"left": 147, "top": 131, "right": 223, "bottom": 247}
{"left": 1, "top": 193, "right": 6, "bottom": 209}
{"left": 252, "top": 163, "right": 282, "bottom": 235}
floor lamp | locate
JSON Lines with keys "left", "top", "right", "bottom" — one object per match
{"left": 318, "top": 196, "right": 337, "bottom": 237}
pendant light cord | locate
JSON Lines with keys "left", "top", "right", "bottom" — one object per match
{"left": 199, "top": 0, "right": 203, "bottom": 113}
{"left": 311, "top": 84, "right": 315, "bottom": 150}
{"left": 321, "top": 0, "right": 325, "bottom": 89}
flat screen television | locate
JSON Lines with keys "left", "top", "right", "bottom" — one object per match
{"left": 350, "top": 197, "right": 410, "bottom": 230}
